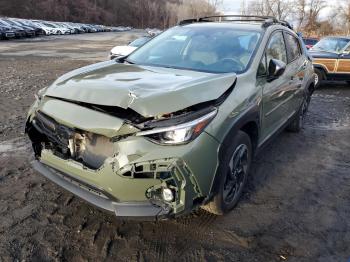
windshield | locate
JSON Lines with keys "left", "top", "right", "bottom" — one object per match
{"left": 3, "top": 19, "right": 15, "bottom": 25}
{"left": 312, "top": 38, "right": 350, "bottom": 53}
{"left": 43, "top": 23, "right": 55, "bottom": 28}
{"left": 127, "top": 26, "right": 261, "bottom": 74}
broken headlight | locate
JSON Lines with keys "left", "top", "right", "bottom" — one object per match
{"left": 137, "top": 109, "right": 217, "bottom": 145}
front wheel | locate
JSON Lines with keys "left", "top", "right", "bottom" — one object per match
{"left": 202, "top": 131, "right": 252, "bottom": 215}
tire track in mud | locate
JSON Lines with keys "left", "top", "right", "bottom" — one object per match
{"left": 0, "top": 138, "right": 30, "bottom": 155}
{"left": 146, "top": 221, "right": 169, "bottom": 261}
{"left": 172, "top": 210, "right": 217, "bottom": 257}
{"left": 143, "top": 210, "right": 252, "bottom": 260}
{"left": 182, "top": 248, "right": 205, "bottom": 262}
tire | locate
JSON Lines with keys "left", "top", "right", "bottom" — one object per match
{"left": 202, "top": 131, "right": 252, "bottom": 215}
{"left": 314, "top": 68, "right": 324, "bottom": 88}
{"left": 286, "top": 99, "right": 308, "bottom": 133}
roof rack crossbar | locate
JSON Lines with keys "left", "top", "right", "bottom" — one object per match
{"left": 200, "top": 15, "right": 278, "bottom": 21}
{"left": 178, "top": 15, "right": 293, "bottom": 30}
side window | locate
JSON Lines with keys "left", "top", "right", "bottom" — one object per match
{"left": 257, "top": 31, "right": 287, "bottom": 77}
{"left": 266, "top": 32, "right": 288, "bottom": 65}
{"left": 285, "top": 33, "right": 302, "bottom": 62}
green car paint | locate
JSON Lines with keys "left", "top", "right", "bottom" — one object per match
{"left": 26, "top": 20, "right": 315, "bottom": 219}
{"left": 45, "top": 62, "right": 237, "bottom": 117}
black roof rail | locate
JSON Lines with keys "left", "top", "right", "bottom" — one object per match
{"left": 178, "top": 15, "right": 293, "bottom": 30}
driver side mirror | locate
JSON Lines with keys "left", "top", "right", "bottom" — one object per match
{"left": 267, "top": 59, "right": 286, "bottom": 82}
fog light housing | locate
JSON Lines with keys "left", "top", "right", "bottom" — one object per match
{"left": 162, "top": 188, "right": 174, "bottom": 202}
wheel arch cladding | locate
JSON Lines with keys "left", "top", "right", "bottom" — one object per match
{"left": 208, "top": 104, "right": 260, "bottom": 198}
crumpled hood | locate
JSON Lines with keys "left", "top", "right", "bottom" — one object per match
{"left": 45, "top": 61, "right": 236, "bottom": 117}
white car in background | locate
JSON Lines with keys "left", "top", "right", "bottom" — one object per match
{"left": 110, "top": 36, "right": 151, "bottom": 59}
{"left": 42, "top": 22, "right": 71, "bottom": 34}
{"left": 31, "top": 21, "right": 56, "bottom": 35}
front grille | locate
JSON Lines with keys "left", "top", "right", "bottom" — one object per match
{"left": 33, "top": 111, "right": 74, "bottom": 150}
{"left": 32, "top": 111, "right": 114, "bottom": 170}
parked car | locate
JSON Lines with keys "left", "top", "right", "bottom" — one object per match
{"left": 63, "top": 22, "right": 85, "bottom": 34}
{"left": 310, "top": 36, "right": 350, "bottom": 85}
{"left": 303, "top": 37, "right": 319, "bottom": 50}
{"left": 82, "top": 24, "right": 97, "bottom": 33}
{"left": 42, "top": 21, "right": 71, "bottom": 35}
{"left": 54, "top": 22, "right": 77, "bottom": 34}
{"left": 0, "top": 25, "right": 16, "bottom": 40}
{"left": 0, "top": 19, "right": 26, "bottom": 38}
{"left": 110, "top": 36, "right": 152, "bottom": 59}
{"left": 110, "top": 26, "right": 132, "bottom": 32}
{"left": 26, "top": 16, "right": 315, "bottom": 220}
{"left": 0, "top": 18, "right": 36, "bottom": 37}
{"left": 9, "top": 18, "right": 45, "bottom": 36}
{"left": 31, "top": 21, "right": 56, "bottom": 35}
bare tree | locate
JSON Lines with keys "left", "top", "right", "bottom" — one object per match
{"left": 240, "top": 0, "right": 337, "bottom": 36}
{"left": 240, "top": 0, "right": 294, "bottom": 20}
{"left": 0, "top": 0, "right": 222, "bottom": 28}
{"left": 294, "top": 0, "right": 307, "bottom": 31}
{"left": 338, "top": 0, "right": 350, "bottom": 34}
{"left": 303, "top": 0, "right": 327, "bottom": 35}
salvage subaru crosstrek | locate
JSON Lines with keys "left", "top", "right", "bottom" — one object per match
{"left": 26, "top": 16, "right": 315, "bottom": 219}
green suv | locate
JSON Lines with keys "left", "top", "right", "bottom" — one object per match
{"left": 26, "top": 16, "right": 315, "bottom": 219}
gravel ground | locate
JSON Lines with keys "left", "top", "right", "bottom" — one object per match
{"left": 0, "top": 32, "right": 349, "bottom": 262}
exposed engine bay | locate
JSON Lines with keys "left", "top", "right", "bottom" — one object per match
{"left": 26, "top": 111, "right": 115, "bottom": 169}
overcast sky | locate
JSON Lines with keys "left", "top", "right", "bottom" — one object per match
{"left": 219, "top": 0, "right": 249, "bottom": 14}
{"left": 219, "top": 0, "right": 332, "bottom": 18}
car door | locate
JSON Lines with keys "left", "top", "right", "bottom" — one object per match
{"left": 283, "top": 32, "right": 307, "bottom": 112}
{"left": 258, "top": 31, "right": 293, "bottom": 142}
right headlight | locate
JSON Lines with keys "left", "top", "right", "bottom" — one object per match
{"left": 136, "top": 109, "right": 217, "bottom": 145}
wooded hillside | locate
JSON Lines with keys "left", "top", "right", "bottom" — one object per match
{"left": 0, "top": 0, "right": 221, "bottom": 28}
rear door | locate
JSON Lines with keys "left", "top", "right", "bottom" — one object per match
{"left": 258, "top": 31, "right": 291, "bottom": 142}
{"left": 283, "top": 32, "right": 306, "bottom": 111}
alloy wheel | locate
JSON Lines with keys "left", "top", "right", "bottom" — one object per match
{"left": 223, "top": 144, "right": 249, "bottom": 204}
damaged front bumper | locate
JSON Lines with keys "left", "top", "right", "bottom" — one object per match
{"left": 27, "top": 120, "right": 220, "bottom": 219}
{"left": 32, "top": 161, "right": 170, "bottom": 220}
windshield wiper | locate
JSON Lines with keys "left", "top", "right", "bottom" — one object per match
{"left": 125, "top": 59, "right": 135, "bottom": 65}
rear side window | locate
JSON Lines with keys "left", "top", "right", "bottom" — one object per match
{"left": 285, "top": 33, "right": 302, "bottom": 62}
{"left": 266, "top": 32, "right": 288, "bottom": 65}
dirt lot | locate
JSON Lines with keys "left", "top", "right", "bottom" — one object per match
{"left": 0, "top": 32, "right": 349, "bottom": 262}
